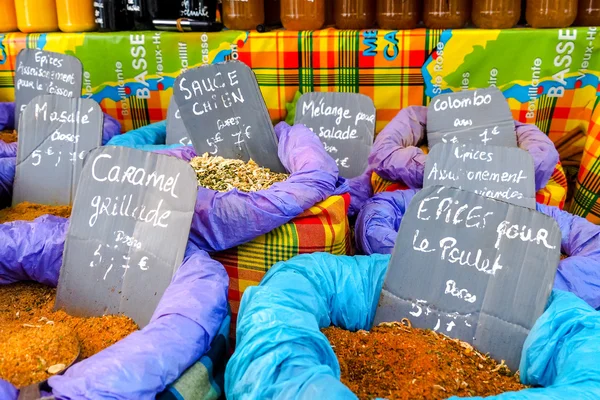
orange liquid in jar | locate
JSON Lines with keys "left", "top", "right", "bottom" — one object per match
{"left": 334, "top": 0, "right": 376, "bottom": 29}
{"left": 0, "top": 0, "right": 18, "bottom": 32}
{"left": 57, "top": 0, "right": 98, "bottom": 32}
{"left": 281, "top": 0, "right": 326, "bottom": 30}
{"left": 424, "top": 0, "right": 470, "bottom": 29}
{"left": 526, "top": 0, "right": 577, "bottom": 28}
{"left": 223, "top": 0, "right": 265, "bottom": 30}
{"left": 15, "top": 0, "right": 59, "bottom": 32}
{"left": 377, "top": 0, "right": 420, "bottom": 29}
{"left": 576, "top": 0, "right": 600, "bottom": 25}
{"left": 472, "top": 0, "right": 520, "bottom": 28}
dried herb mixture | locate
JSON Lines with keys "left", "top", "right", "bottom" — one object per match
{"left": 0, "top": 282, "right": 138, "bottom": 387}
{"left": 0, "top": 202, "right": 72, "bottom": 224}
{"left": 190, "top": 153, "right": 288, "bottom": 192}
{"left": 323, "top": 321, "right": 527, "bottom": 400}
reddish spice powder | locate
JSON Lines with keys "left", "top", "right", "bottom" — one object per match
{"left": 0, "top": 202, "right": 72, "bottom": 224}
{"left": 323, "top": 321, "right": 527, "bottom": 400}
{"left": 0, "top": 282, "right": 138, "bottom": 387}
{"left": 0, "top": 130, "right": 17, "bottom": 144}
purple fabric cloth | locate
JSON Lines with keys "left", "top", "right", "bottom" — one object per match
{"left": 0, "top": 102, "right": 15, "bottom": 131}
{"left": 0, "top": 216, "right": 229, "bottom": 399}
{"left": 156, "top": 122, "right": 342, "bottom": 252}
{"left": 355, "top": 189, "right": 600, "bottom": 309}
{"left": 348, "top": 106, "right": 559, "bottom": 217}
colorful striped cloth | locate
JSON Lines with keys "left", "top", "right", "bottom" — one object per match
{"left": 213, "top": 194, "right": 352, "bottom": 342}
{"left": 573, "top": 101, "right": 600, "bottom": 223}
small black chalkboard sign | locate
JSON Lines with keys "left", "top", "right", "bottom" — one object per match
{"left": 55, "top": 146, "right": 198, "bottom": 328}
{"left": 375, "top": 186, "right": 561, "bottom": 371}
{"left": 14, "top": 49, "right": 83, "bottom": 127}
{"left": 424, "top": 143, "right": 536, "bottom": 209}
{"left": 12, "top": 95, "right": 103, "bottom": 206}
{"left": 427, "top": 87, "right": 517, "bottom": 148}
{"left": 173, "top": 60, "right": 285, "bottom": 173}
{"left": 294, "top": 92, "right": 375, "bottom": 178}
{"left": 165, "top": 97, "right": 192, "bottom": 146}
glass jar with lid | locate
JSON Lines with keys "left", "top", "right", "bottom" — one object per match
{"left": 281, "top": 0, "right": 325, "bottom": 30}
{"left": 377, "top": 0, "right": 420, "bottom": 29}
{"left": 576, "top": 0, "right": 600, "bottom": 25}
{"left": 334, "top": 0, "right": 376, "bottom": 30}
{"left": 223, "top": 0, "right": 265, "bottom": 30}
{"left": 0, "top": 0, "right": 18, "bottom": 32}
{"left": 526, "top": 0, "right": 577, "bottom": 27}
{"left": 472, "top": 0, "right": 520, "bottom": 28}
{"left": 15, "top": 0, "right": 59, "bottom": 32}
{"left": 424, "top": 0, "right": 470, "bottom": 29}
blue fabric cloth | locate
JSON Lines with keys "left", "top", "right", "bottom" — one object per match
{"left": 107, "top": 120, "right": 345, "bottom": 253}
{"left": 0, "top": 216, "right": 229, "bottom": 400}
{"left": 355, "top": 189, "right": 600, "bottom": 309}
{"left": 225, "top": 252, "right": 600, "bottom": 400}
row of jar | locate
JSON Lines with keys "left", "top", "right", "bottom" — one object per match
{"left": 2, "top": 0, "right": 599, "bottom": 33}
{"left": 229, "top": 0, "right": 600, "bottom": 31}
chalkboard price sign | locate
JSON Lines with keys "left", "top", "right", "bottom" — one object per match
{"left": 14, "top": 49, "right": 83, "bottom": 127}
{"left": 375, "top": 186, "right": 561, "bottom": 370}
{"left": 427, "top": 87, "right": 517, "bottom": 148}
{"left": 173, "top": 61, "right": 285, "bottom": 173}
{"left": 294, "top": 92, "right": 375, "bottom": 178}
{"left": 13, "top": 95, "right": 103, "bottom": 206}
{"left": 55, "top": 146, "right": 198, "bottom": 327}
{"left": 424, "top": 143, "right": 536, "bottom": 209}
{"left": 165, "top": 97, "right": 192, "bottom": 146}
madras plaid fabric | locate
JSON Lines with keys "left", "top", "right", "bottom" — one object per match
{"left": 573, "top": 102, "right": 600, "bottom": 223}
{"left": 213, "top": 194, "right": 352, "bottom": 341}
{"left": 371, "top": 163, "right": 567, "bottom": 208}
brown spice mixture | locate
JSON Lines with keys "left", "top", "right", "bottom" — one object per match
{"left": 0, "top": 130, "right": 17, "bottom": 143}
{"left": 323, "top": 322, "right": 527, "bottom": 400}
{"left": 0, "top": 282, "right": 138, "bottom": 387}
{"left": 0, "top": 202, "right": 72, "bottom": 224}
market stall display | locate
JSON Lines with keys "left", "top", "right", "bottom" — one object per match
{"left": 281, "top": 0, "right": 325, "bottom": 30}
{"left": 225, "top": 252, "right": 600, "bottom": 399}
{"left": 349, "top": 106, "right": 567, "bottom": 217}
{"left": 355, "top": 188, "right": 600, "bottom": 310}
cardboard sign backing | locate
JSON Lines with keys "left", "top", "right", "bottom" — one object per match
{"left": 173, "top": 60, "right": 285, "bottom": 173}
{"left": 165, "top": 97, "right": 192, "bottom": 146}
{"left": 55, "top": 146, "right": 198, "bottom": 327}
{"left": 13, "top": 95, "right": 103, "bottom": 206}
{"left": 375, "top": 186, "right": 561, "bottom": 370}
{"left": 424, "top": 143, "right": 536, "bottom": 209}
{"left": 427, "top": 87, "right": 517, "bottom": 148}
{"left": 294, "top": 92, "right": 375, "bottom": 178}
{"left": 14, "top": 49, "right": 83, "bottom": 127}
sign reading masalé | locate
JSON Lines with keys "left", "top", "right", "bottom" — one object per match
{"left": 427, "top": 87, "right": 517, "bottom": 148}
{"left": 55, "top": 146, "right": 197, "bottom": 327}
{"left": 424, "top": 143, "right": 536, "bottom": 209}
{"left": 294, "top": 92, "right": 375, "bottom": 178}
{"left": 375, "top": 186, "right": 560, "bottom": 371}
{"left": 14, "top": 49, "right": 83, "bottom": 127}
{"left": 165, "top": 97, "right": 192, "bottom": 146}
{"left": 173, "top": 60, "right": 285, "bottom": 173}
{"left": 13, "top": 95, "right": 102, "bottom": 206}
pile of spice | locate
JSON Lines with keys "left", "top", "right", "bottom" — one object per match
{"left": 0, "top": 282, "right": 138, "bottom": 387}
{"left": 190, "top": 153, "right": 288, "bottom": 192}
{"left": 323, "top": 321, "right": 527, "bottom": 400}
{"left": 0, "top": 130, "right": 17, "bottom": 144}
{"left": 0, "top": 202, "right": 72, "bottom": 224}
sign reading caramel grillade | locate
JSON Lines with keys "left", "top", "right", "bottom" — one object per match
{"left": 14, "top": 49, "right": 83, "bottom": 127}
{"left": 173, "top": 60, "right": 285, "bottom": 173}
{"left": 424, "top": 143, "right": 536, "bottom": 209}
{"left": 294, "top": 92, "right": 375, "bottom": 178}
{"left": 165, "top": 96, "right": 192, "bottom": 146}
{"left": 427, "top": 87, "right": 517, "bottom": 148}
{"left": 55, "top": 146, "right": 197, "bottom": 328}
{"left": 13, "top": 95, "right": 103, "bottom": 206}
{"left": 375, "top": 186, "right": 561, "bottom": 371}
